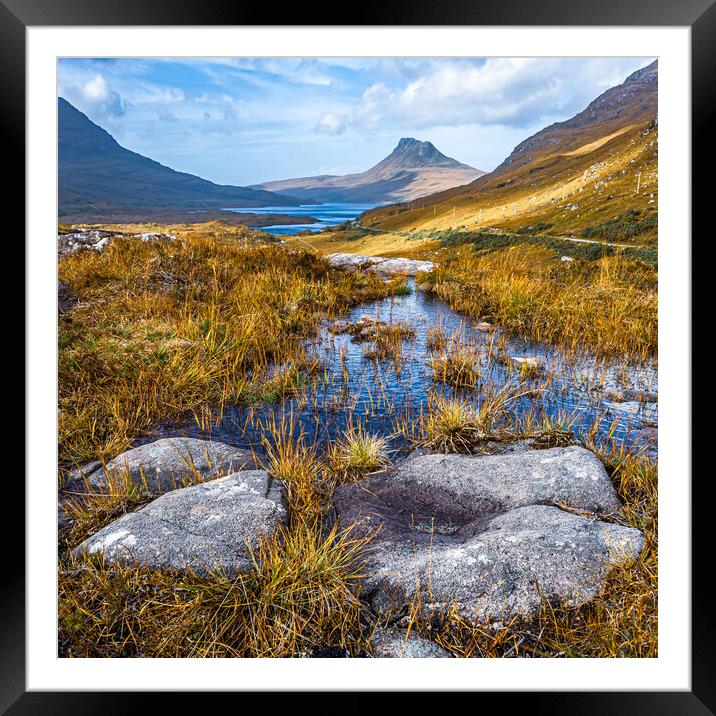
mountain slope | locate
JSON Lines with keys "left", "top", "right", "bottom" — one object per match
{"left": 58, "top": 98, "right": 306, "bottom": 222}
{"left": 360, "top": 61, "right": 658, "bottom": 240}
{"left": 496, "top": 60, "right": 657, "bottom": 173}
{"left": 252, "top": 138, "right": 485, "bottom": 203}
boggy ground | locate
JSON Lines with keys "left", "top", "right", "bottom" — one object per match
{"left": 58, "top": 224, "right": 406, "bottom": 468}
{"left": 57, "top": 222, "right": 657, "bottom": 658}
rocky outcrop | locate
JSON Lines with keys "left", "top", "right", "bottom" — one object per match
{"left": 57, "top": 230, "right": 176, "bottom": 256}
{"left": 73, "top": 471, "right": 286, "bottom": 575}
{"left": 333, "top": 447, "right": 644, "bottom": 624}
{"left": 67, "top": 437, "right": 256, "bottom": 495}
{"left": 326, "top": 253, "right": 434, "bottom": 277}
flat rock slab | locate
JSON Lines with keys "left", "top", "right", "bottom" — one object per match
{"left": 370, "top": 627, "right": 451, "bottom": 658}
{"left": 74, "top": 471, "right": 286, "bottom": 575}
{"left": 326, "top": 253, "right": 434, "bottom": 277}
{"left": 333, "top": 447, "right": 644, "bottom": 623}
{"left": 74, "top": 438, "right": 256, "bottom": 495}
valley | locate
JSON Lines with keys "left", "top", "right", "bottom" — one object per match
{"left": 56, "top": 58, "right": 660, "bottom": 661}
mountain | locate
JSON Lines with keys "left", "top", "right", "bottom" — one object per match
{"left": 252, "top": 138, "right": 485, "bottom": 203}
{"left": 360, "top": 61, "right": 658, "bottom": 240}
{"left": 58, "top": 98, "right": 307, "bottom": 223}
{"left": 496, "top": 60, "right": 657, "bottom": 173}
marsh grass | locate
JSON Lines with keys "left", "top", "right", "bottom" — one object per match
{"left": 58, "top": 233, "right": 404, "bottom": 467}
{"left": 426, "top": 322, "right": 447, "bottom": 352}
{"left": 260, "top": 417, "right": 331, "bottom": 527}
{"left": 245, "top": 353, "right": 324, "bottom": 404}
{"left": 418, "top": 383, "right": 541, "bottom": 453}
{"left": 418, "top": 245, "right": 657, "bottom": 361}
{"left": 430, "top": 342, "right": 482, "bottom": 387}
{"left": 58, "top": 226, "right": 658, "bottom": 659}
{"left": 59, "top": 521, "right": 373, "bottom": 658}
{"left": 60, "top": 465, "right": 152, "bottom": 550}
{"left": 328, "top": 424, "right": 390, "bottom": 479}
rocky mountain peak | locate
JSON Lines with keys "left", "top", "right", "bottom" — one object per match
{"left": 383, "top": 138, "right": 467, "bottom": 170}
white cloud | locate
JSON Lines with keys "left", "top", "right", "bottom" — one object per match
{"left": 315, "top": 111, "right": 346, "bottom": 135}
{"left": 351, "top": 58, "right": 652, "bottom": 131}
{"left": 62, "top": 72, "right": 129, "bottom": 126}
{"left": 82, "top": 74, "right": 110, "bottom": 101}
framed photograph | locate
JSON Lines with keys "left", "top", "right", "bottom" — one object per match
{"left": 11, "top": 0, "right": 706, "bottom": 708}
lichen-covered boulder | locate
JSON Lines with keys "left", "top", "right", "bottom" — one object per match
{"left": 73, "top": 471, "right": 286, "bottom": 575}
{"left": 72, "top": 438, "right": 256, "bottom": 495}
{"left": 333, "top": 447, "right": 644, "bottom": 624}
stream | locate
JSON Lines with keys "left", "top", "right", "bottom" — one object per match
{"left": 146, "top": 279, "right": 658, "bottom": 457}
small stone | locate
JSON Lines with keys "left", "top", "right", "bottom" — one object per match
{"left": 329, "top": 320, "right": 350, "bottom": 334}
{"left": 326, "top": 253, "right": 434, "bottom": 277}
{"left": 624, "top": 389, "right": 658, "bottom": 403}
{"left": 510, "top": 356, "right": 542, "bottom": 371}
{"left": 605, "top": 388, "right": 626, "bottom": 402}
{"left": 370, "top": 627, "right": 451, "bottom": 658}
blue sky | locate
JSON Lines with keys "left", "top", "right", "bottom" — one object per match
{"left": 58, "top": 57, "right": 654, "bottom": 186}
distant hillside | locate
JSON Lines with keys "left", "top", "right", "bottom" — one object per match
{"left": 252, "top": 138, "right": 484, "bottom": 203}
{"left": 360, "top": 61, "right": 658, "bottom": 241}
{"left": 58, "top": 98, "right": 307, "bottom": 223}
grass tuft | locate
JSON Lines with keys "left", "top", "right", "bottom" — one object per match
{"left": 329, "top": 425, "right": 390, "bottom": 479}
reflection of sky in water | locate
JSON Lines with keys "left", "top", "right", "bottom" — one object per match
{"left": 223, "top": 203, "right": 382, "bottom": 235}
{"left": 146, "top": 280, "right": 657, "bottom": 456}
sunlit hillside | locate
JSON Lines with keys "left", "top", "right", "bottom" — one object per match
{"left": 350, "top": 60, "right": 658, "bottom": 248}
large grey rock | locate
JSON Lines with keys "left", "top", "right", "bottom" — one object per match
{"left": 370, "top": 627, "right": 451, "bottom": 658}
{"left": 74, "top": 471, "right": 286, "bottom": 575}
{"left": 326, "top": 253, "right": 434, "bottom": 277}
{"left": 75, "top": 438, "right": 256, "bottom": 495}
{"left": 333, "top": 447, "right": 644, "bottom": 624}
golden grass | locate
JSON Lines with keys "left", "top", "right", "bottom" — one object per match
{"left": 329, "top": 424, "right": 390, "bottom": 479}
{"left": 58, "top": 231, "right": 405, "bottom": 468}
{"left": 59, "top": 521, "right": 373, "bottom": 658}
{"left": 59, "top": 392, "right": 656, "bottom": 658}
{"left": 60, "top": 466, "right": 152, "bottom": 550}
{"left": 418, "top": 245, "right": 657, "bottom": 360}
{"left": 60, "top": 415, "right": 377, "bottom": 658}
{"left": 58, "top": 225, "right": 657, "bottom": 659}
{"left": 429, "top": 343, "right": 482, "bottom": 387}
{"left": 360, "top": 322, "right": 415, "bottom": 363}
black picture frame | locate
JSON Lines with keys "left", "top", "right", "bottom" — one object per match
{"left": 9, "top": 0, "right": 704, "bottom": 709}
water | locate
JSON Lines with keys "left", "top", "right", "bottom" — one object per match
{"left": 222, "top": 202, "right": 382, "bottom": 235}
{"left": 146, "top": 280, "right": 658, "bottom": 457}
